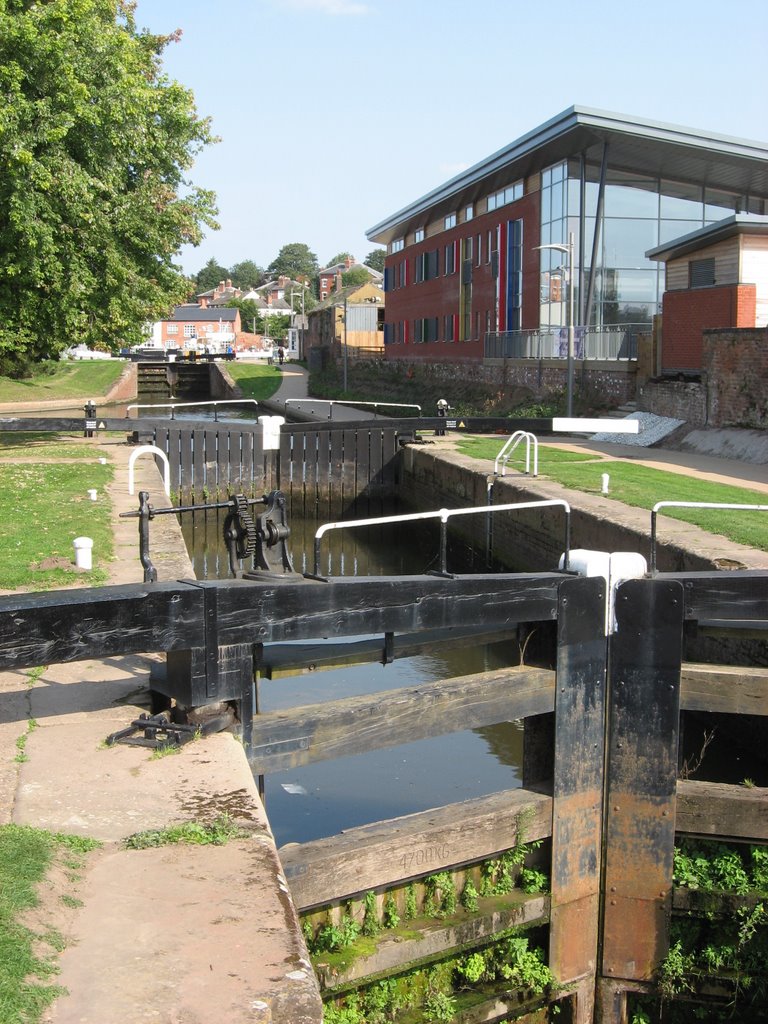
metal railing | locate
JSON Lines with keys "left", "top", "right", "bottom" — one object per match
{"left": 485, "top": 323, "right": 647, "bottom": 361}
{"left": 650, "top": 500, "right": 768, "bottom": 572}
{"left": 494, "top": 431, "right": 539, "bottom": 478}
{"left": 125, "top": 399, "right": 259, "bottom": 420}
{"left": 312, "top": 499, "right": 571, "bottom": 577}
{"left": 285, "top": 398, "right": 421, "bottom": 420}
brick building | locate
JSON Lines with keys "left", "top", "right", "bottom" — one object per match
{"left": 366, "top": 106, "right": 768, "bottom": 371}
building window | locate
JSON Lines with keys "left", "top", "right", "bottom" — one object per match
{"left": 465, "top": 205, "right": 474, "bottom": 221}
{"left": 486, "top": 231, "right": 493, "bottom": 263}
{"left": 444, "top": 213, "right": 457, "bottom": 230}
{"left": 414, "top": 228, "right": 425, "bottom": 243}
{"left": 390, "top": 238, "right": 404, "bottom": 254}
{"left": 476, "top": 233, "right": 482, "bottom": 266}
{"left": 415, "top": 250, "right": 440, "bottom": 283}
{"left": 166, "top": 324, "right": 178, "bottom": 334}
{"left": 487, "top": 180, "right": 523, "bottom": 212}
{"left": 444, "top": 314, "right": 454, "bottom": 341}
{"left": 183, "top": 325, "right": 196, "bottom": 338}
{"left": 444, "top": 242, "right": 456, "bottom": 275}
{"left": 414, "top": 317, "right": 439, "bottom": 343}
{"left": 689, "top": 257, "right": 715, "bottom": 288}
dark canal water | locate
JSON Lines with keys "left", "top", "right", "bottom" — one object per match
{"left": 181, "top": 508, "right": 524, "bottom": 847}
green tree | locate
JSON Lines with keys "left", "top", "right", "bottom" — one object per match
{"left": 325, "top": 251, "right": 353, "bottom": 268}
{"left": 0, "top": 0, "right": 218, "bottom": 374}
{"left": 342, "top": 266, "right": 373, "bottom": 287}
{"left": 229, "top": 260, "right": 263, "bottom": 289}
{"left": 267, "top": 243, "right": 318, "bottom": 281}
{"left": 195, "top": 258, "right": 230, "bottom": 294}
{"left": 364, "top": 249, "right": 385, "bottom": 272}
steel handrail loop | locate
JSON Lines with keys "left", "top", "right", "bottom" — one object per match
{"left": 126, "top": 399, "right": 259, "bottom": 421}
{"left": 494, "top": 430, "right": 539, "bottom": 478}
{"left": 313, "top": 498, "right": 571, "bottom": 577}
{"left": 650, "top": 500, "right": 768, "bottom": 573}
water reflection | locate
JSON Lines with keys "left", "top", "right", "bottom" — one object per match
{"left": 181, "top": 504, "right": 524, "bottom": 847}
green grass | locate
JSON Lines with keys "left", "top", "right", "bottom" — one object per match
{"left": 225, "top": 361, "right": 283, "bottom": 401}
{"left": 124, "top": 815, "right": 248, "bottom": 850}
{"left": 0, "top": 452, "right": 114, "bottom": 590}
{"left": 0, "top": 432, "right": 111, "bottom": 459}
{"left": 0, "top": 825, "right": 100, "bottom": 1024}
{"left": 0, "top": 361, "right": 125, "bottom": 403}
{"left": 457, "top": 438, "right": 768, "bottom": 552}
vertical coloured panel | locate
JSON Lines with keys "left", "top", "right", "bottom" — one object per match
{"left": 549, "top": 575, "right": 607, "bottom": 997}
{"left": 601, "top": 578, "right": 684, "bottom": 981}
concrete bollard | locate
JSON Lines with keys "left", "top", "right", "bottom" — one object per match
{"left": 73, "top": 537, "right": 94, "bottom": 571}
{"left": 601, "top": 473, "right": 610, "bottom": 495}
{"left": 88, "top": 488, "right": 98, "bottom": 500}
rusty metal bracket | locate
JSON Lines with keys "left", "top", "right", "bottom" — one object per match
{"left": 105, "top": 710, "right": 234, "bottom": 750}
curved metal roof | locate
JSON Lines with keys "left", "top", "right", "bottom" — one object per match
{"left": 366, "top": 106, "right": 768, "bottom": 245}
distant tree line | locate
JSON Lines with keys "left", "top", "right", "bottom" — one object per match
{"left": 193, "top": 244, "right": 386, "bottom": 297}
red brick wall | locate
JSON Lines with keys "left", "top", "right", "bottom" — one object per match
{"left": 383, "top": 193, "right": 540, "bottom": 363}
{"left": 661, "top": 284, "right": 757, "bottom": 371}
{"left": 704, "top": 328, "right": 768, "bottom": 428}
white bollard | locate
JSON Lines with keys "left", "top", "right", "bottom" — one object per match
{"left": 601, "top": 473, "right": 610, "bottom": 495}
{"left": 259, "top": 415, "right": 285, "bottom": 452}
{"left": 73, "top": 537, "right": 93, "bottom": 571}
{"left": 559, "top": 548, "right": 647, "bottom": 633}
{"left": 87, "top": 488, "right": 98, "bottom": 500}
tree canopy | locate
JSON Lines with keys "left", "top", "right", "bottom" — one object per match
{"left": 267, "top": 243, "right": 318, "bottom": 282}
{"left": 365, "top": 249, "right": 386, "bottom": 273}
{"left": 195, "top": 258, "right": 230, "bottom": 294}
{"left": 0, "top": 0, "right": 218, "bottom": 373}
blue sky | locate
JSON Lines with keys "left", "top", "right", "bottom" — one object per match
{"left": 136, "top": 0, "right": 768, "bottom": 277}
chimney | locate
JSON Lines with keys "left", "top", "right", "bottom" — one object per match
{"left": 199, "top": 296, "right": 208, "bottom": 309}
{"left": 225, "top": 279, "right": 232, "bottom": 288}
{"left": 345, "top": 256, "right": 354, "bottom": 269}
{"left": 335, "top": 272, "right": 343, "bottom": 292}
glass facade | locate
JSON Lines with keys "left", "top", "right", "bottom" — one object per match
{"left": 539, "top": 158, "right": 759, "bottom": 329}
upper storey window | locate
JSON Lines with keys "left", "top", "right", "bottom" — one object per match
{"left": 487, "top": 180, "right": 523, "bottom": 212}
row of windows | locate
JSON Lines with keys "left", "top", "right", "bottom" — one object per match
{"left": 385, "top": 230, "right": 501, "bottom": 290}
{"left": 388, "top": 183, "right": 523, "bottom": 254}
{"left": 385, "top": 311, "right": 497, "bottom": 344}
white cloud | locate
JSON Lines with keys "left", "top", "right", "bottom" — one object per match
{"left": 276, "top": 0, "right": 370, "bottom": 13}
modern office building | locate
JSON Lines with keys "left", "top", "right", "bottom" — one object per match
{"left": 367, "top": 106, "right": 768, "bottom": 367}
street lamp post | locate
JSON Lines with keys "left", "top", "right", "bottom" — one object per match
{"left": 535, "top": 232, "right": 575, "bottom": 417}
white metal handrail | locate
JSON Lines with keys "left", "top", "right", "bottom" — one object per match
{"left": 650, "top": 500, "right": 768, "bottom": 572}
{"left": 312, "top": 498, "right": 571, "bottom": 577}
{"left": 494, "top": 430, "right": 539, "bottom": 478}
{"left": 285, "top": 398, "right": 421, "bottom": 420}
{"left": 126, "top": 399, "right": 259, "bottom": 420}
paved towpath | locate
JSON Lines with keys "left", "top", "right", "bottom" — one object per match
{"left": 0, "top": 435, "right": 322, "bottom": 1024}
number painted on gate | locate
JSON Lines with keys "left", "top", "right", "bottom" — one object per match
{"left": 399, "top": 844, "right": 450, "bottom": 873}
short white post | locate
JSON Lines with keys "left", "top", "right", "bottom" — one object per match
{"left": 87, "top": 488, "right": 98, "bottom": 501}
{"left": 601, "top": 473, "right": 610, "bottom": 495}
{"left": 259, "top": 415, "right": 285, "bottom": 452}
{"left": 73, "top": 537, "right": 93, "bottom": 570}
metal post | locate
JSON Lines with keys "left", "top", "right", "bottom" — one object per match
{"left": 566, "top": 231, "right": 575, "bottom": 418}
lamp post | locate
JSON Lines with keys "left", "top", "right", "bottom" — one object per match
{"left": 535, "top": 232, "right": 575, "bottom": 417}
{"left": 342, "top": 296, "right": 348, "bottom": 392}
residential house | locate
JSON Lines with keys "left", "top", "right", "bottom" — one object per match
{"left": 157, "top": 305, "right": 241, "bottom": 352}
{"left": 306, "top": 281, "right": 385, "bottom": 357}
{"left": 318, "top": 258, "right": 383, "bottom": 300}
{"left": 197, "top": 279, "right": 242, "bottom": 308}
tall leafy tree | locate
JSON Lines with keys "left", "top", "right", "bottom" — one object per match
{"left": 267, "top": 243, "right": 318, "bottom": 281}
{"left": 195, "top": 258, "right": 230, "bottom": 294}
{"left": 228, "top": 260, "right": 263, "bottom": 290}
{"left": 365, "top": 249, "right": 386, "bottom": 273}
{"left": 0, "top": 0, "right": 218, "bottom": 373}
{"left": 324, "top": 251, "right": 353, "bottom": 268}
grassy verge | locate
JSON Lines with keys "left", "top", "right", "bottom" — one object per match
{"left": 0, "top": 361, "right": 125, "bottom": 403}
{"left": 225, "top": 361, "right": 283, "bottom": 401}
{"left": 0, "top": 825, "right": 100, "bottom": 1024}
{"left": 457, "top": 437, "right": 768, "bottom": 552}
{"left": 0, "top": 435, "right": 114, "bottom": 590}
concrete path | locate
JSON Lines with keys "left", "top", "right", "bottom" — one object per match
{"left": 0, "top": 436, "right": 322, "bottom": 1024}
{"left": 263, "top": 362, "right": 413, "bottom": 421}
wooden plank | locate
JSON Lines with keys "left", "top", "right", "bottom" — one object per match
{"left": 658, "top": 571, "right": 768, "bottom": 624}
{"left": 340, "top": 429, "right": 357, "bottom": 507}
{"left": 259, "top": 625, "right": 521, "bottom": 678}
{"left": 278, "top": 428, "right": 293, "bottom": 502}
{"left": 240, "top": 430, "right": 254, "bottom": 494}
{"left": 602, "top": 578, "right": 684, "bottom": 983}
{"left": 328, "top": 428, "right": 344, "bottom": 516}
{"left": 355, "top": 428, "right": 370, "bottom": 502}
{"left": 279, "top": 786, "right": 552, "bottom": 910}
{"left": 192, "top": 428, "right": 206, "bottom": 502}
{"left": 368, "top": 427, "right": 384, "bottom": 496}
{"left": 303, "top": 430, "right": 319, "bottom": 516}
{"left": 675, "top": 779, "right": 768, "bottom": 840}
{"left": 681, "top": 662, "right": 768, "bottom": 715}
{"left": 211, "top": 573, "right": 562, "bottom": 645}
{"left": 315, "top": 891, "right": 549, "bottom": 992}
{"left": 250, "top": 665, "right": 555, "bottom": 773}
{"left": 550, "top": 576, "right": 606, "bottom": 986}
{"left": 0, "top": 582, "right": 203, "bottom": 669}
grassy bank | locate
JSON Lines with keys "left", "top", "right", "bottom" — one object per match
{"left": 0, "top": 433, "right": 114, "bottom": 590}
{"left": 225, "top": 361, "right": 283, "bottom": 401}
{"left": 457, "top": 437, "right": 768, "bottom": 552}
{"left": 0, "top": 361, "right": 125, "bottom": 403}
